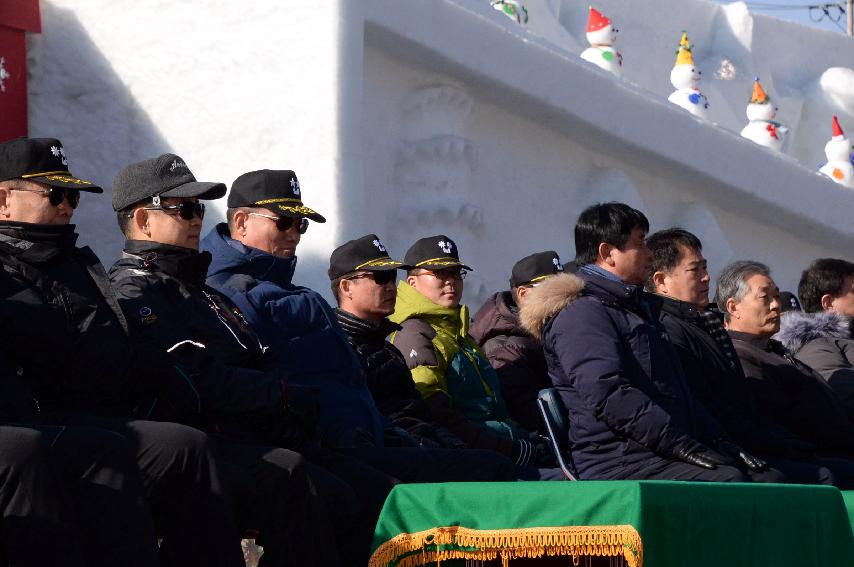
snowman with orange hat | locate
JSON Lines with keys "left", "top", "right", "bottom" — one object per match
{"left": 580, "top": 6, "right": 622, "bottom": 77}
{"left": 740, "top": 77, "right": 788, "bottom": 152}
{"left": 819, "top": 116, "right": 854, "bottom": 188}
{"left": 667, "top": 31, "right": 709, "bottom": 119}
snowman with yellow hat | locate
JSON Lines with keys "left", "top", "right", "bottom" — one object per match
{"left": 579, "top": 6, "right": 622, "bottom": 77}
{"left": 740, "top": 77, "right": 788, "bottom": 152}
{"left": 667, "top": 31, "right": 709, "bottom": 119}
{"left": 819, "top": 116, "right": 854, "bottom": 188}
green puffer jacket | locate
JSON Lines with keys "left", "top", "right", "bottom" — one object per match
{"left": 390, "top": 282, "right": 523, "bottom": 448}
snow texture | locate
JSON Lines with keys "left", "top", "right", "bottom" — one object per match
{"left": 26, "top": 0, "right": 854, "bottom": 307}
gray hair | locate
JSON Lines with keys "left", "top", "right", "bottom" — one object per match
{"left": 715, "top": 260, "right": 771, "bottom": 321}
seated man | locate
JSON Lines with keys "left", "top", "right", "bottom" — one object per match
{"left": 777, "top": 258, "right": 854, "bottom": 414}
{"left": 108, "top": 154, "right": 359, "bottom": 567}
{"left": 718, "top": 261, "right": 854, "bottom": 459}
{"left": 471, "top": 251, "right": 565, "bottom": 433}
{"left": 330, "top": 233, "right": 466, "bottom": 449}
{"left": 201, "top": 169, "right": 517, "bottom": 482}
{"left": 390, "top": 235, "right": 548, "bottom": 468}
{"left": 647, "top": 228, "right": 847, "bottom": 485}
{"left": 520, "top": 202, "right": 757, "bottom": 481}
{"left": 0, "top": 138, "right": 244, "bottom": 566}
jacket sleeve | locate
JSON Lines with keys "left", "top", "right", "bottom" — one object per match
{"left": 798, "top": 340, "right": 854, "bottom": 418}
{"left": 483, "top": 338, "right": 546, "bottom": 432}
{"left": 391, "top": 319, "right": 449, "bottom": 400}
{"left": 547, "top": 300, "right": 699, "bottom": 458}
{"left": 421, "top": 390, "right": 514, "bottom": 456}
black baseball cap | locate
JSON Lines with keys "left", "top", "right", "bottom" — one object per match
{"left": 510, "top": 251, "right": 564, "bottom": 287}
{"left": 779, "top": 291, "right": 802, "bottom": 313}
{"left": 328, "top": 234, "right": 406, "bottom": 280}
{"left": 111, "top": 153, "right": 226, "bottom": 211}
{"left": 0, "top": 137, "right": 102, "bottom": 192}
{"left": 403, "top": 235, "right": 472, "bottom": 271}
{"left": 227, "top": 169, "right": 326, "bottom": 223}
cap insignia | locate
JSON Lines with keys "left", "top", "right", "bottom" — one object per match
{"left": 290, "top": 177, "right": 300, "bottom": 196}
{"left": 438, "top": 240, "right": 453, "bottom": 254}
{"left": 373, "top": 239, "right": 386, "bottom": 252}
{"left": 553, "top": 257, "right": 564, "bottom": 271}
{"left": 50, "top": 146, "right": 68, "bottom": 166}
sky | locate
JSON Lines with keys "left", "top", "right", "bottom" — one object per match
{"left": 713, "top": 0, "right": 852, "bottom": 35}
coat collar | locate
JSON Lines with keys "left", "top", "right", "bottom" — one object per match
{"left": 390, "top": 280, "right": 469, "bottom": 337}
{"left": 728, "top": 329, "right": 773, "bottom": 350}
{"left": 654, "top": 293, "right": 702, "bottom": 321}
{"left": 122, "top": 240, "right": 211, "bottom": 286}
{"left": 775, "top": 310, "right": 852, "bottom": 353}
{"left": 336, "top": 308, "right": 400, "bottom": 341}
{"left": 0, "top": 221, "right": 79, "bottom": 263}
{"left": 203, "top": 223, "right": 298, "bottom": 286}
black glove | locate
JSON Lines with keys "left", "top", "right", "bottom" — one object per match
{"left": 674, "top": 441, "right": 731, "bottom": 470}
{"left": 712, "top": 438, "right": 767, "bottom": 472}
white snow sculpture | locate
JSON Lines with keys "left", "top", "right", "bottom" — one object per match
{"left": 668, "top": 31, "right": 709, "bottom": 119}
{"left": 579, "top": 6, "right": 622, "bottom": 78}
{"left": 740, "top": 78, "right": 788, "bottom": 152}
{"left": 819, "top": 116, "right": 854, "bottom": 188}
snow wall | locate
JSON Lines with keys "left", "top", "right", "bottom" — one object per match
{"left": 26, "top": 0, "right": 854, "bottom": 306}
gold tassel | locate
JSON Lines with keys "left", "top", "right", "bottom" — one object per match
{"left": 368, "top": 524, "right": 642, "bottom": 567}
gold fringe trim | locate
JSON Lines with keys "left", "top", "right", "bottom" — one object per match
{"left": 369, "top": 524, "right": 642, "bottom": 567}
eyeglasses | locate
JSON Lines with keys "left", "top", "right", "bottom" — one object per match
{"left": 248, "top": 212, "right": 309, "bottom": 234}
{"left": 345, "top": 271, "right": 397, "bottom": 285}
{"left": 11, "top": 186, "right": 80, "bottom": 209}
{"left": 142, "top": 200, "right": 205, "bottom": 220}
{"left": 417, "top": 267, "right": 467, "bottom": 281}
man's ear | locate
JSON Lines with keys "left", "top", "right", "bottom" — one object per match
{"left": 406, "top": 274, "right": 418, "bottom": 288}
{"left": 0, "top": 187, "right": 10, "bottom": 218}
{"left": 131, "top": 208, "right": 151, "bottom": 239}
{"left": 340, "top": 278, "right": 352, "bottom": 299}
{"left": 597, "top": 242, "right": 616, "bottom": 266}
{"left": 232, "top": 209, "right": 249, "bottom": 237}
{"left": 726, "top": 297, "right": 739, "bottom": 319}
{"left": 651, "top": 270, "right": 668, "bottom": 294}
{"left": 821, "top": 293, "right": 835, "bottom": 312}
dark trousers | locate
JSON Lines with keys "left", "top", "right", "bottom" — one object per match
{"left": 215, "top": 441, "right": 350, "bottom": 567}
{"left": 603, "top": 455, "right": 748, "bottom": 482}
{"left": 0, "top": 423, "right": 161, "bottom": 567}
{"left": 48, "top": 415, "right": 245, "bottom": 567}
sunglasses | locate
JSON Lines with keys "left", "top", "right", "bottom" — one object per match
{"left": 345, "top": 271, "right": 397, "bottom": 285}
{"left": 418, "top": 267, "right": 467, "bottom": 281}
{"left": 11, "top": 186, "right": 80, "bottom": 209}
{"left": 248, "top": 212, "right": 309, "bottom": 234}
{"left": 139, "top": 200, "right": 205, "bottom": 220}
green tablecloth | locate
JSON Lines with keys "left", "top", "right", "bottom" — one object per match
{"left": 369, "top": 481, "right": 854, "bottom": 567}
{"left": 843, "top": 491, "right": 854, "bottom": 535}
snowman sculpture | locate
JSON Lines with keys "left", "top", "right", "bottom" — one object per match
{"left": 819, "top": 116, "right": 854, "bottom": 188}
{"left": 491, "top": 0, "right": 528, "bottom": 24}
{"left": 579, "top": 6, "right": 622, "bottom": 77}
{"left": 740, "top": 78, "right": 788, "bottom": 152}
{"left": 667, "top": 31, "right": 709, "bottom": 119}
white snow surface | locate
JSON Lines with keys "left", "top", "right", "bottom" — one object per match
{"left": 26, "top": 0, "right": 854, "bottom": 306}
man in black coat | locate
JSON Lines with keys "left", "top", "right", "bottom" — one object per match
{"left": 647, "top": 228, "right": 851, "bottom": 485}
{"left": 717, "top": 261, "right": 854, "bottom": 470}
{"left": 0, "top": 137, "right": 244, "bottom": 566}
{"left": 520, "top": 202, "right": 764, "bottom": 481}
{"left": 471, "top": 251, "right": 565, "bottom": 433}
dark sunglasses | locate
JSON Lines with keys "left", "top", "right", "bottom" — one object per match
{"left": 419, "top": 267, "right": 467, "bottom": 281}
{"left": 248, "top": 212, "right": 309, "bottom": 234}
{"left": 345, "top": 271, "right": 397, "bottom": 285}
{"left": 142, "top": 200, "right": 205, "bottom": 220}
{"left": 12, "top": 186, "right": 80, "bottom": 209}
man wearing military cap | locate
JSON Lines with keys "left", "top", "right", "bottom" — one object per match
{"left": 390, "top": 236, "right": 553, "bottom": 472}
{"left": 472, "top": 251, "right": 565, "bottom": 433}
{"left": 0, "top": 138, "right": 247, "bottom": 566}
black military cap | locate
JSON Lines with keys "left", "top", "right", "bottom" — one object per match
{"left": 111, "top": 153, "right": 226, "bottom": 211}
{"left": 779, "top": 291, "right": 802, "bottom": 313}
{"left": 0, "top": 137, "right": 102, "bottom": 192}
{"left": 510, "top": 251, "right": 564, "bottom": 287}
{"left": 228, "top": 169, "right": 326, "bottom": 223}
{"left": 328, "top": 234, "right": 406, "bottom": 280}
{"left": 403, "top": 235, "right": 472, "bottom": 271}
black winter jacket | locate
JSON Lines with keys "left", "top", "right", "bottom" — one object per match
{"left": 108, "top": 241, "right": 288, "bottom": 433}
{"left": 655, "top": 295, "right": 799, "bottom": 455}
{"left": 522, "top": 271, "right": 723, "bottom": 480}
{"left": 335, "top": 309, "right": 465, "bottom": 448}
{"left": 0, "top": 223, "right": 173, "bottom": 417}
{"left": 470, "top": 291, "right": 550, "bottom": 433}
{"left": 729, "top": 330, "right": 854, "bottom": 456}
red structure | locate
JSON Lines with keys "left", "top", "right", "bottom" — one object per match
{"left": 0, "top": 0, "right": 40, "bottom": 142}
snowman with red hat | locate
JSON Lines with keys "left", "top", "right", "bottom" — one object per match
{"left": 819, "top": 116, "right": 854, "bottom": 188}
{"left": 667, "top": 31, "right": 709, "bottom": 119}
{"left": 580, "top": 6, "right": 622, "bottom": 77}
{"left": 740, "top": 77, "right": 788, "bottom": 152}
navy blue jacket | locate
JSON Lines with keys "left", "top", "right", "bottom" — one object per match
{"left": 201, "top": 223, "right": 387, "bottom": 448}
{"left": 539, "top": 271, "right": 721, "bottom": 479}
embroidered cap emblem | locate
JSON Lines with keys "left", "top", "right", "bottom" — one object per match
{"left": 373, "top": 239, "right": 386, "bottom": 252}
{"left": 169, "top": 159, "right": 187, "bottom": 172}
{"left": 50, "top": 145, "right": 68, "bottom": 166}
{"left": 290, "top": 177, "right": 301, "bottom": 196}
{"left": 437, "top": 240, "right": 453, "bottom": 254}
{"left": 553, "top": 257, "right": 564, "bottom": 271}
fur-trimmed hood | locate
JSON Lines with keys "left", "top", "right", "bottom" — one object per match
{"left": 519, "top": 272, "right": 585, "bottom": 341}
{"left": 775, "top": 310, "right": 852, "bottom": 353}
